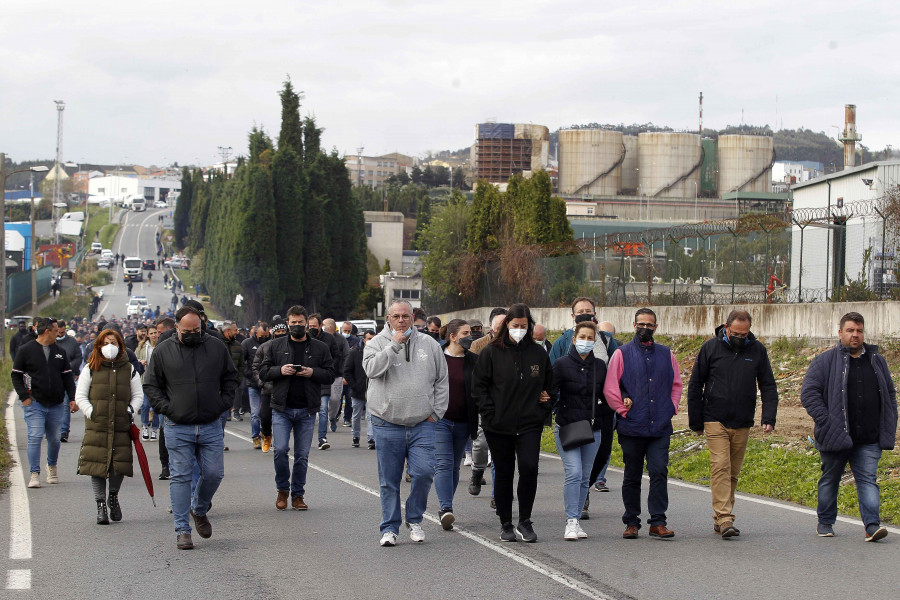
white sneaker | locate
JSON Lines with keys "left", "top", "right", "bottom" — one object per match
{"left": 150, "top": 429, "right": 158, "bottom": 441}
{"left": 407, "top": 522, "right": 425, "bottom": 543}
{"left": 576, "top": 520, "right": 588, "bottom": 539}
{"left": 564, "top": 518, "right": 579, "bottom": 541}
{"left": 141, "top": 426, "right": 149, "bottom": 440}
{"left": 379, "top": 531, "right": 398, "bottom": 547}
{"left": 46, "top": 465, "right": 59, "bottom": 484}
{"left": 28, "top": 473, "right": 41, "bottom": 488}
{"left": 463, "top": 452, "right": 473, "bottom": 467}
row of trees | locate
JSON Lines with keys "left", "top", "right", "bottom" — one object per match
{"left": 173, "top": 80, "right": 368, "bottom": 321}
{"left": 384, "top": 164, "right": 467, "bottom": 189}
{"left": 418, "top": 170, "right": 575, "bottom": 312}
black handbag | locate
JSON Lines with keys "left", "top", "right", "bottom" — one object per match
{"left": 558, "top": 356, "right": 597, "bottom": 451}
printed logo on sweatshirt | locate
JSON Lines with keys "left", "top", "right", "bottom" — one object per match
{"left": 54, "top": 354, "right": 64, "bottom": 360}
{"left": 417, "top": 348, "right": 429, "bottom": 362}
{"left": 530, "top": 365, "right": 541, "bottom": 377}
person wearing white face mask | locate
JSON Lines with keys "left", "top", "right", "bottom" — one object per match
{"left": 472, "top": 303, "right": 557, "bottom": 543}
{"left": 74, "top": 329, "right": 144, "bottom": 525}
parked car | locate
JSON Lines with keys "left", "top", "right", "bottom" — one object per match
{"left": 126, "top": 296, "right": 149, "bottom": 316}
{"left": 164, "top": 256, "right": 190, "bottom": 269}
{"left": 97, "top": 257, "right": 114, "bottom": 269}
{"left": 142, "top": 259, "right": 156, "bottom": 270}
{"left": 101, "top": 249, "right": 114, "bottom": 259}
{"left": 695, "top": 277, "right": 715, "bottom": 285}
{"left": 154, "top": 200, "right": 168, "bottom": 208}
{"left": 90, "top": 242, "right": 102, "bottom": 253}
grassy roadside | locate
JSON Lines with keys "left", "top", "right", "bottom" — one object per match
{"left": 0, "top": 358, "right": 14, "bottom": 489}
{"left": 174, "top": 268, "right": 223, "bottom": 320}
{"left": 37, "top": 287, "right": 92, "bottom": 320}
{"left": 84, "top": 207, "right": 121, "bottom": 250}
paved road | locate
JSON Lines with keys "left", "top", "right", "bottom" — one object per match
{"left": 2, "top": 400, "right": 899, "bottom": 599}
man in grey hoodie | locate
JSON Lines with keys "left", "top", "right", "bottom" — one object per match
{"left": 363, "top": 300, "right": 449, "bottom": 547}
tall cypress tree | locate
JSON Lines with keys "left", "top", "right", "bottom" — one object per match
{"left": 173, "top": 167, "right": 193, "bottom": 249}
{"left": 278, "top": 79, "right": 305, "bottom": 160}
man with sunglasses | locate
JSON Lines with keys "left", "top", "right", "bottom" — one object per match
{"left": 687, "top": 310, "right": 778, "bottom": 539}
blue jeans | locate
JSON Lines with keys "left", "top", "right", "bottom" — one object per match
{"left": 317, "top": 395, "right": 330, "bottom": 442}
{"left": 23, "top": 401, "right": 67, "bottom": 473}
{"left": 554, "top": 426, "right": 602, "bottom": 519}
{"left": 141, "top": 395, "right": 160, "bottom": 428}
{"left": 351, "top": 398, "right": 372, "bottom": 442}
{"left": 272, "top": 408, "right": 316, "bottom": 496}
{"left": 247, "top": 387, "right": 261, "bottom": 439}
{"left": 619, "top": 433, "right": 670, "bottom": 528}
{"left": 164, "top": 418, "right": 225, "bottom": 535}
{"left": 817, "top": 443, "right": 883, "bottom": 528}
{"left": 61, "top": 392, "right": 71, "bottom": 435}
{"left": 371, "top": 415, "right": 436, "bottom": 535}
{"left": 434, "top": 419, "right": 471, "bottom": 511}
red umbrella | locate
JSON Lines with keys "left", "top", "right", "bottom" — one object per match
{"left": 129, "top": 423, "right": 156, "bottom": 507}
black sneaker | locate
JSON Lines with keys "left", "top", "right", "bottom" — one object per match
{"left": 330, "top": 419, "right": 337, "bottom": 432}
{"left": 60, "top": 432, "right": 69, "bottom": 443}
{"left": 490, "top": 498, "right": 496, "bottom": 509}
{"left": 318, "top": 439, "right": 330, "bottom": 450}
{"left": 516, "top": 520, "right": 538, "bottom": 543}
{"left": 816, "top": 523, "right": 835, "bottom": 537}
{"left": 159, "top": 466, "right": 170, "bottom": 480}
{"left": 352, "top": 438, "right": 360, "bottom": 448}
{"left": 865, "top": 524, "right": 887, "bottom": 542}
{"left": 439, "top": 509, "right": 455, "bottom": 531}
{"left": 593, "top": 481, "right": 609, "bottom": 492}
{"left": 500, "top": 522, "right": 516, "bottom": 542}
{"left": 368, "top": 440, "right": 376, "bottom": 450}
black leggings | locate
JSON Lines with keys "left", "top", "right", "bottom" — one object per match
{"left": 260, "top": 392, "right": 272, "bottom": 437}
{"left": 158, "top": 424, "right": 169, "bottom": 469}
{"left": 484, "top": 429, "right": 542, "bottom": 524}
{"left": 590, "top": 406, "right": 617, "bottom": 485}
{"left": 91, "top": 464, "right": 123, "bottom": 501}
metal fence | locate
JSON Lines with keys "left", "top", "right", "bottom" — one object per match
{"left": 424, "top": 197, "right": 889, "bottom": 313}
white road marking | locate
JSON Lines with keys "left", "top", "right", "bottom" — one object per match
{"left": 6, "top": 393, "right": 32, "bottom": 561}
{"left": 225, "top": 429, "right": 617, "bottom": 600}
{"left": 6, "top": 569, "right": 31, "bottom": 590}
{"left": 539, "top": 451, "right": 900, "bottom": 534}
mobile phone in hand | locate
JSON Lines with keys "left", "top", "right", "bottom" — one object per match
{"left": 292, "top": 365, "right": 305, "bottom": 370}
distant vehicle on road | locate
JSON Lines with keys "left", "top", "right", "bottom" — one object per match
{"left": 101, "top": 249, "right": 113, "bottom": 259}
{"left": 97, "top": 257, "right": 114, "bottom": 269}
{"left": 350, "top": 319, "right": 378, "bottom": 335}
{"left": 695, "top": 277, "right": 715, "bottom": 285}
{"left": 61, "top": 211, "right": 85, "bottom": 221}
{"left": 132, "top": 198, "right": 146, "bottom": 212}
{"left": 164, "top": 256, "right": 190, "bottom": 269}
{"left": 142, "top": 259, "right": 156, "bottom": 271}
{"left": 123, "top": 256, "right": 143, "bottom": 281}
{"left": 90, "top": 242, "right": 102, "bottom": 253}
{"left": 126, "top": 296, "right": 149, "bottom": 316}
{"left": 154, "top": 200, "right": 167, "bottom": 208}
{"left": 5, "top": 315, "right": 32, "bottom": 329}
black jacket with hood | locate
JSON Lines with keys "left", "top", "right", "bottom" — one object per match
{"left": 143, "top": 332, "right": 241, "bottom": 425}
{"left": 687, "top": 325, "right": 779, "bottom": 431}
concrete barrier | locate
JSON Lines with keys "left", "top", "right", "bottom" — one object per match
{"left": 437, "top": 301, "right": 900, "bottom": 341}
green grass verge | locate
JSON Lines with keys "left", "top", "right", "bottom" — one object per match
{"left": 0, "top": 358, "right": 15, "bottom": 489}
{"left": 540, "top": 425, "right": 900, "bottom": 524}
{"left": 37, "top": 287, "right": 92, "bottom": 320}
{"left": 173, "top": 268, "right": 223, "bottom": 320}
{"left": 84, "top": 207, "right": 121, "bottom": 251}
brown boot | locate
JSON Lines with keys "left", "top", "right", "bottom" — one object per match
{"left": 623, "top": 524, "right": 639, "bottom": 539}
{"left": 276, "top": 490, "right": 289, "bottom": 510}
{"left": 252, "top": 437, "right": 262, "bottom": 450}
{"left": 292, "top": 495, "right": 308, "bottom": 511}
{"left": 649, "top": 524, "right": 675, "bottom": 538}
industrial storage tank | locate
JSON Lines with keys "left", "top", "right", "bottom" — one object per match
{"left": 637, "top": 132, "right": 702, "bottom": 198}
{"left": 620, "top": 135, "right": 638, "bottom": 193}
{"left": 700, "top": 138, "right": 718, "bottom": 196}
{"left": 558, "top": 129, "right": 625, "bottom": 196}
{"left": 717, "top": 135, "right": 774, "bottom": 193}
{"left": 515, "top": 124, "right": 551, "bottom": 171}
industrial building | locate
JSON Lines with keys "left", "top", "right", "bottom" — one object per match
{"left": 345, "top": 152, "right": 415, "bottom": 188}
{"left": 472, "top": 123, "right": 550, "bottom": 185}
{"left": 88, "top": 174, "right": 181, "bottom": 204}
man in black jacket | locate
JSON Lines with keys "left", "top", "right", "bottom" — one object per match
{"left": 344, "top": 331, "right": 375, "bottom": 448}
{"left": 258, "top": 305, "right": 335, "bottom": 511}
{"left": 687, "top": 309, "right": 778, "bottom": 538}
{"left": 9, "top": 320, "right": 36, "bottom": 360}
{"left": 241, "top": 322, "right": 269, "bottom": 449}
{"left": 11, "top": 317, "right": 77, "bottom": 488}
{"left": 143, "top": 306, "right": 241, "bottom": 550}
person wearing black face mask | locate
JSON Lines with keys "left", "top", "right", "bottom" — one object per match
{"left": 687, "top": 309, "right": 778, "bottom": 539}
{"left": 433, "top": 319, "right": 479, "bottom": 531}
{"left": 143, "top": 306, "right": 241, "bottom": 550}
{"left": 603, "top": 307, "right": 683, "bottom": 540}
{"left": 306, "top": 313, "right": 342, "bottom": 443}
{"left": 242, "top": 323, "right": 270, "bottom": 449}
{"left": 258, "top": 306, "right": 335, "bottom": 511}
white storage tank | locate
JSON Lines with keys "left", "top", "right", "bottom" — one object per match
{"left": 558, "top": 129, "right": 624, "bottom": 196}
{"left": 637, "top": 132, "right": 702, "bottom": 198}
{"left": 621, "top": 135, "right": 638, "bottom": 193}
{"left": 717, "top": 134, "right": 774, "bottom": 193}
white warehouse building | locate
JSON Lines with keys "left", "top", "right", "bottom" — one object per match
{"left": 790, "top": 160, "right": 900, "bottom": 300}
{"left": 88, "top": 175, "right": 181, "bottom": 204}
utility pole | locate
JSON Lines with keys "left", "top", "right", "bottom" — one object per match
{"left": 54, "top": 100, "right": 65, "bottom": 244}
{"left": 357, "top": 146, "right": 364, "bottom": 189}
{"left": 218, "top": 146, "right": 233, "bottom": 178}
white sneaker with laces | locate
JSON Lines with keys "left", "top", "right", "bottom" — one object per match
{"left": 463, "top": 452, "right": 473, "bottom": 467}
{"left": 46, "top": 465, "right": 59, "bottom": 484}
{"left": 379, "top": 532, "right": 398, "bottom": 547}
{"left": 565, "top": 518, "right": 579, "bottom": 541}
{"left": 407, "top": 522, "right": 425, "bottom": 543}
{"left": 141, "top": 426, "right": 149, "bottom": 440}
{"left": 28, "top": 473, "right": 41, "bottom": 488}
{"left": 576, "top": 520, "right": 588, "bottom": 539}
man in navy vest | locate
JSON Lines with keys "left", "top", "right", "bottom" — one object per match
{"left": 604, "top": 308, "right": 682, "bottom": 539}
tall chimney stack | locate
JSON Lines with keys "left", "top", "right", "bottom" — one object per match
{"left": 839, "top": 104, "right": 862, "bottom": 169}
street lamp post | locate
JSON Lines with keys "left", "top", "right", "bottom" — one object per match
{"left": 0, "top": 154, "right": 49, "bottom": 359}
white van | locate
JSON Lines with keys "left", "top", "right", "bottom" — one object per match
{"left": 61, "top": 211, "right": 85, "bottom": 221}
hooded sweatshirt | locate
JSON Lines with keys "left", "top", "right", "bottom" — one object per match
{"left": 362, "top": 325, "right": 449, "bottom": 426}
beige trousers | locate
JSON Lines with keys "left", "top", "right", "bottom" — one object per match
{"left": 705, "top": 422, "right": 750, "bottom": 525}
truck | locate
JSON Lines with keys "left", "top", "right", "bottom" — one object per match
{"left": 132, "top": 198, "right": 146, "bottom": 212}
{"left": 123, "top": 256, "right": 143, "bottom": 281}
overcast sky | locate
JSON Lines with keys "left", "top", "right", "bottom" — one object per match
{"left": 2, "top": 0, "right": 897, "bottom": 167}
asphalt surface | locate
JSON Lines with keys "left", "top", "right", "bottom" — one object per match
{"left": 3, "top": 210, "right": 900, "bottom": 598}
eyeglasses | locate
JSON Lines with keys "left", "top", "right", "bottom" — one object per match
{"left": 391, "top": 315, "right": 412, "bottom": 321}
{"left": 635, "top": 322, "right": 657, "bottom": 330}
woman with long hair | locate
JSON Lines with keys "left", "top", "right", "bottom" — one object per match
{"left": 552, "top": 321, "right": 607, "bottom": 540}
{"left": 74, "top": 328, "right": 144, "bottom": 524}
{"left": 433, "top": 319, "right": 479, "bottom": 531}
{"left": 472, "top": 303, "right": 556, "bottom": 543}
